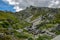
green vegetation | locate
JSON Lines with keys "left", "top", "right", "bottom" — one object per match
{"left": 0, "top": 11, "right": 31, "bottom": 29}
{"left": 37, "top": 35, "right": 52, "bottom": 40}
{"left": 0, "top": 11, "right": 31, "bottom": 40}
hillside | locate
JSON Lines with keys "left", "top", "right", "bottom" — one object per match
{"left": 0, "top": 11, "right": 31, "bottom": 40}
{"left": 0, "top": 6, "right": 60, "bottom": 40}
{"left": 15, "top": 6, "right": 60, "bottom": 40}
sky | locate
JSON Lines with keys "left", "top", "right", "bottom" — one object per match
{"left": 0, "top": 0, "right": 60, "bottom": 12}
{"left": 0, "top": 0, "right": 15, "bottom": 12}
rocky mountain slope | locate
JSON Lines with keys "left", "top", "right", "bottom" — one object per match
{"left": 15, "top": 6, "right": 60, "bottom": 40}
{"left": 0, "top": 6, "right": 60, "bottom": 40}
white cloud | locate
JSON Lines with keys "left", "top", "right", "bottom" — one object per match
{"left": 3, "top": 0, "right": 60, "bottom": 12}
{"left": 55, "top": 1, "right": 59, "bottom": 5}
{"left": 48, "top": 0, "right": 60, "bottom": 8}
{"left": 14, "top": 6, "right": 23, "bottom": 12}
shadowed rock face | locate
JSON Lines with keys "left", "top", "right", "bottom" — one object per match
{"left": 24, "top": 24, "right": 46, "bottom": 35}
{"left": 56, "top": 24, "right": 60, "bottom": 30}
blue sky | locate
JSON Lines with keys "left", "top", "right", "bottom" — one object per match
{"left": 0, "top": 0, "right": 15, "bottom": 12}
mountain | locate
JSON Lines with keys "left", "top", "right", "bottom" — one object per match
{"left": 15, "top": 6, "right": 60, "bottom": 40}
{"left": 0, "top": 6, "right": 60, "bottom": 40}
{"left": 15, "top": 6, "right": 60, "bottom": 21}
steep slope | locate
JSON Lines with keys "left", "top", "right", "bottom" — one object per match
{"left": 14, "top": 6, "right": 60, "bottom": 40}
{"left": 15, "top": 6, "right": 60, "bottom": 21}
{"left": 0, "top": 11, "right": 31, "bottom": 40}
{"left": 0, "top": 6, "right": 60, "bottom": 40}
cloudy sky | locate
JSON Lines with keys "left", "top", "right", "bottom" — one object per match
{"left": 0, "top": 0, "right": 60, "bottom": 12}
